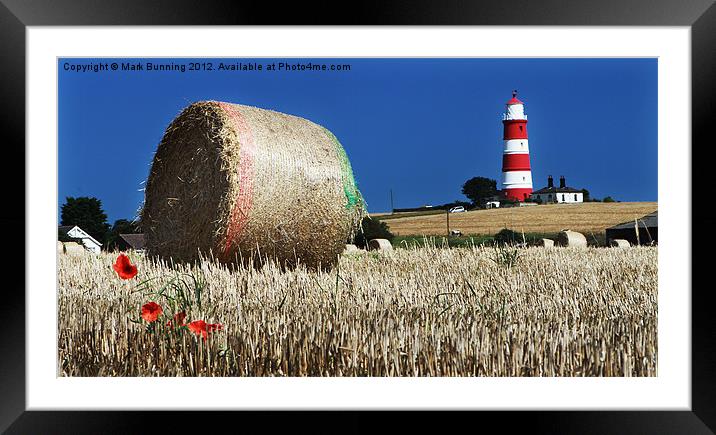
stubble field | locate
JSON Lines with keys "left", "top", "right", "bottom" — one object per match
{"left": 379, "top": 202, "right": 658, "bottom": 236}
{"left": 58, "top": 244, "right": 657, "bottom": 377}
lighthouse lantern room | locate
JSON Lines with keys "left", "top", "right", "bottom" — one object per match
{"left": 501, "top": 90, "right": 533, "bottom": 201}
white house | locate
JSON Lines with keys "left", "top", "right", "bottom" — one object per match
{"left": 530, "top": 176, "right": 584, "bottom": 204}
{"left": 58, "top": 225, "right": 102, "bottom": 253}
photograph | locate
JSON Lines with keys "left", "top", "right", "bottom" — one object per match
{"left": 1, "top": 0, "right": 711, "bottom": 427}
{"left": 57, "top": 56, "right": 658, "bottom": 377}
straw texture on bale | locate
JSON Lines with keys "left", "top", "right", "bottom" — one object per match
{"left": 610, "top": 239, "right": 630, "bottom": 248}
{"left": 143, "top": 101, "right": 365, "bottom": 269}
{"left": 57, "top": 241, "right": 65, "bottom": 254}
{"left": 556, "top": 230, "right": 587, "bottom": 247}
{"left": 539, "top": 238, "right": 554, "bottom": 248}
{"left": 368, "top": 239, "right": 393, "bottom": 251}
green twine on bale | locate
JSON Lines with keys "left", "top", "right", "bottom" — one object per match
{"left": 321, "top": 127, "right": 363, "bottom": 210}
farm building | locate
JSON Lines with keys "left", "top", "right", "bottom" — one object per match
{"left": 605, "top": 210, "right": 658, "bottom": 246}
{"left": 57, "top": 225, "right": 102, "bottom": 253}
{"left": 116, "top": 233, "right": 146, "bottom": 253}
{"left": 531, "top": 176, "right": 584, "bottom": 204}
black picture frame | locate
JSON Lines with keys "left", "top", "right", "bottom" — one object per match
{"left": 2, "top": 1, "right": 713, "bottom": 433}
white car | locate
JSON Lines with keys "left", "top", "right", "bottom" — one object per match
{"left": 448, "top": 206, "right": 466, "bottom": 213}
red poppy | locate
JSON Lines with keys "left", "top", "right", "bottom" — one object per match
{"left": 141, "top": 302, "right": 163, "bottom": 323}
{"left": 166, "top": 311, "right": 187, "bottom": 328}
{"left": 187, "top": 320, "right": 223, "bottom": 340}
{"left": 113, "top": 253, "right": 138, "bottom": 280}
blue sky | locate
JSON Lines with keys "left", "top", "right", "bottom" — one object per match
{"left": 59, "top": 58, "right": 656, "bottom": 222}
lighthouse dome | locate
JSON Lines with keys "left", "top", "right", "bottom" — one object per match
{"left": 506, "top": 90, "right": 523, "bottom": 105}
{"left": 503, "top": 91, "right": 526, "bottom": 120}
{"left": 506, "top": 96, "right": 523, "bottom": 105}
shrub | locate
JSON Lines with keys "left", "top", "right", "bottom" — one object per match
{"left": 354, "top": 217, "right": 394, "bottom": 248}
{"left": 499, "top": 199, "right": 519, "bottom": 208}
{"left": 490, "top": 244, "right": 521, "bottom": 267}
{"left": 494, "top": 228, "right": 521, "bottom": 245}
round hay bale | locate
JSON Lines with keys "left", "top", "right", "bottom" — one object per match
{"left": 610, "top": 238, "right": 630, "bottom": 248}
{"left": 343, "top": 244, "right": 366, "bottom": 256}
{"left": 143, "top": 101, "right": 365, "bottom": 269}
{"left": 368, "top": 239, "right": 393, "bottom": 251}
{"left": 57, "top": 241, "right": 65, "bottom": 254}
{"left": 556, "top": 230, "right": 587, "bottom": 248}
{"left": 539, "top": 238, "right": 554, "bottom": 248}
{"left": 63, "top": 242, "right": 86, "bottom": 256}
{"left": 344, "top": 244, "right": 360, "bottom": 253}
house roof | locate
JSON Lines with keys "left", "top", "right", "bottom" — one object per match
{"left": 58, "top": 225, "right": 102, "bottom": 246}
{"left": 607, "top": 211, "right": 658, "bottom": 230}
{"left": 532, "top": 186, "right": 582, "bottom": 194}
{"left": 119, "top": 233, "right": 146, "bottom": 250}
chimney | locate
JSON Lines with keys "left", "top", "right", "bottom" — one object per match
{"left": 547, "top": 175, "right": 554, "bottom": 188}
{"left": 559, "top": 176, "right": 566, "bottom": 188}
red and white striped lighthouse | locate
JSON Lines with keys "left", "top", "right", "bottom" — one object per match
{"left": 500, "top": 90, "right": 533, "bottom": 201}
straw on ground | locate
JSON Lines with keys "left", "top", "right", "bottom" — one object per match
{"left": 58, "top": 244, "right": 657, "bottom": 377}
{"left": 380, "top": 202, "right": 657, "bottom": 236}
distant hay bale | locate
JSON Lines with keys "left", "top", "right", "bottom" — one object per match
{"left": 368, "top": 239, "right": 393, "bottom": 251}
{"left": 344, "top": 244, "right": 360, "bottom": 253}
{"left": 63, "top": 242, "right": 86, "bottom": 256}
{"left": 343, "top": 244, "right": 366, "bottom": 256}
{"left": 143, "top": 101, "right": 365, "bottom": 269}
{"left": 539, "top": 238, "right": 554, "bottom": 248}
{"left": 610, "top": 239, "right": 630, "bottom": 248}
{"left": 556, "top": 230, "right": 587, "bottom": 247}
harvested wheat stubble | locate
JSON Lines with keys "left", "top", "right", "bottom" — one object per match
{"left": 143, "top": 101, "right": 365, "bottom": 269}
{"left": 58, "top": 246, "right": 658, "bottom": 377}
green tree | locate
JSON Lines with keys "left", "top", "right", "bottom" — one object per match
{"left": 60, "top": 196, "right": 110, "bottom": 244}
{"left": 462, "top": 177, "right": 498, "bottom": 206}
{"left": 580, "top": 188, "right": 591, "bottom": 202}
{"left": 354, "top": 217, "right": 394, "bottom": 248}
{"left": 105, "top": 219, "right": 141, "bottom": 251}
{"left": 603, "top": 196, "right": 616, "bottom": 203}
